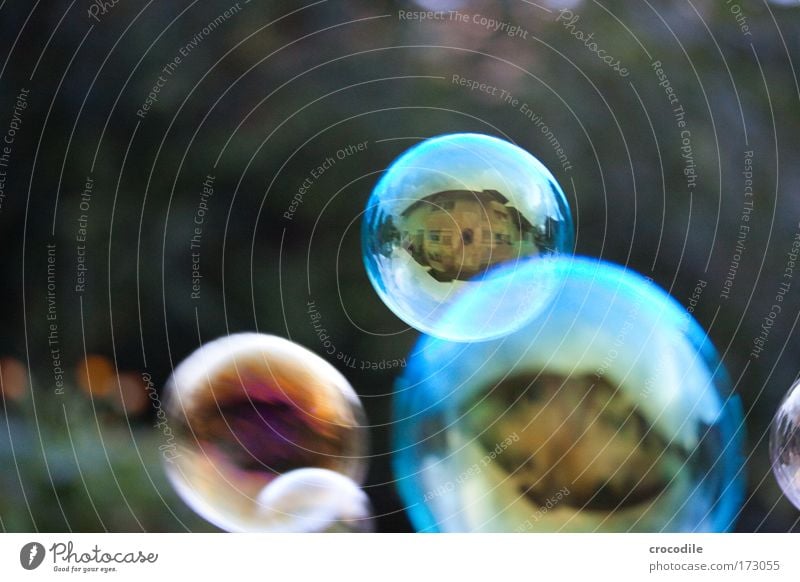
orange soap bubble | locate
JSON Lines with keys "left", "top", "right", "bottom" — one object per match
{"left": 163, "top": 333, "right": 369, "bottom": 532}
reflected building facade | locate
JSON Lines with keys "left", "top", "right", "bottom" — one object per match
{"left": 399, "top": 189, "right": 541, "bottom": 282}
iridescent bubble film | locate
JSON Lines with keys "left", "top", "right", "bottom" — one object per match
{"left": 394, "top": 258, "right": 744, "bottom": 532}
{"left": 770, "top": 380, "right": 800, "bottom": 510}
{"left": 362, "top": 133, "right": 574, "bottom": 341}
{"left": 163, "top": 333, "right": 368, "bottom": 532}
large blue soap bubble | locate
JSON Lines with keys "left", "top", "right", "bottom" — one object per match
{"left": 394, "top": 257, "right": 745, "bottom": 532}
{"left": 163, "top": 333, "right": 369, "bottom": 532}
{"left": 362, "top": 133, "right": 573, "bottom": 342}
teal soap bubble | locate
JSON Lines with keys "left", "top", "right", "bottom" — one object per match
{"left": 394, "top": 257, "right": 745, "bottom": 532}
{"left": 362, "top": 133, "right": 573, "bottom": 342}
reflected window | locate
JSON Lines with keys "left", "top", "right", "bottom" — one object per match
{"left": 398, "top": 189, "right": 539, "bottom": 281}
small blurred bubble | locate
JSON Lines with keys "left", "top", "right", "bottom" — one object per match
{"left": 770, "top": 379, "right": 800, "bottom": 510}
{"left": 255, "top": 468, "right": 373, "bottom": 533}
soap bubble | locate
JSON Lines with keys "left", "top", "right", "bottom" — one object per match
{"left": 163, "top": 333, "right": 368, "bottom": 532}
{"left": 394, "top": 257, "right": 744, "bottom": 532}
{"left": 256, "top": 468, "right": 373, "bottom": 532}
{"left": 362, "top": 133, "right": 573, "bottom": 341}
{"left": 770, "top": 380, "right": 800, "bottom": 510}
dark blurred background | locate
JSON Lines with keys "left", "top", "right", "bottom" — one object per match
{"left": 1, "top": 0, "right": 799, "bottom": 532}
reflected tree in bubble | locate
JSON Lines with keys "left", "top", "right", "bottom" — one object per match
{"left": 393, "top": 258, "right": 745, "bottom": 532}
{"left": 163, "top": 333, "right": 369, "bottom": 532}
{"left": 362, "top": 133, "right": 573, "bottom": 342}
{"left": 770, "top": 380, "right": 800, "bottom": 510}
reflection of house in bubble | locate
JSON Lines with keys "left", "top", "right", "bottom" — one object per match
{"left": 400, "top": 189, "right": 543, "bottom": 282}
